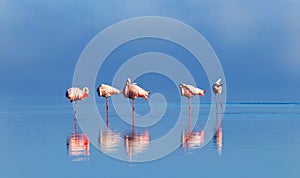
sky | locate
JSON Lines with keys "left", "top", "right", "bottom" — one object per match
{"left": 1, "top": 0, "right": 300, "bottom": 102}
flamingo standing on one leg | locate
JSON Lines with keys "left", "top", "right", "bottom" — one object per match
{"left": 212, "top": 78, "right": 223, "bottom": 128}
{"left": 66, "top": 87, "right": 89, "bottom": 133}
{"left": 179, "top": 84, "right": 206, "bottom": 133}
{"left": 179, "top": 83, "right": 206, "bottom": 110}
{"left": 179, "top": 84, "right": 206, "bottom": 104}
{"left": 123, "top": 78, "right": 150, "bottom": 129}
{"left": 179, "top": 84, "right": 205, "bottom": 152}
{"left": 97, "top": 84, "right": 122, "bottom": 127}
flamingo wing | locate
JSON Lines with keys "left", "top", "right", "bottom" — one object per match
{"left": 98, "top": 84, "right": 122, "bottom": 97}
{"left": 67, "top": 87, "right": 84, "bottom": 101}
{"left": 110, "top": 86, "right": 122, "bottom": 95}
{"left": 179, "top": 84, "right": 194, "bottom": 97}
{"left": 130, "top": 84, "right": 150, "bottom": 101}
{"left": 184, "top": 84, "right": 199, "bottom": 95}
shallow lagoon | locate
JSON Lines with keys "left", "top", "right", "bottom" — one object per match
{"left": 0, "top": 99, "right": 299, "bottom": 178}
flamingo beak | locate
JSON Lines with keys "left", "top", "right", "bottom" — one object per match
{"left": 199, "top": 90, "right": 206, "bottom": 97}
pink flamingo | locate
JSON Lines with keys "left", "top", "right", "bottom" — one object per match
{"left": 66, "top": 87, "right": 89, "bottom": 102}
{"left": 179, "top": 83, "right": 205, "bottom": 136}
{"left": 179, "top": 83, "right": 206, "bottom": 132}
{"left": 97, "top": 84, "right": 122, "bottom": 126}
{"left": 66, "top": 87, "right": 89, "bottom": 132}
{"left": 212, "top": 79, "right": 223, "bottom": 128}
{"left": 179, "top": 83, "right": 206, "bottom": 110}
{"left": 123, "top": 78, "right": 150, "bottom": 128}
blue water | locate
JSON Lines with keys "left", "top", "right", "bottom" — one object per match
{"left": 0, "top": 99, "right": 299, "bottom": 178}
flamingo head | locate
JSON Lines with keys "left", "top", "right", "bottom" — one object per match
{"left": 198, "top": 89, "right": 206, "bottom": 97}
{"left": 126, "top": 78, "right": 131, "bottom": 85}
{"left": 83, "top": 87, "right": 89, "bottom": 94}
{"left": 216, "top": 78, "right": 222, "bottom": 85}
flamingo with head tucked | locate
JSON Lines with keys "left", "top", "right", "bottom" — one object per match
{"left": 97, "top": 84, "right": 122, "bottom": 126}
{"left": 123, "top": 78, "right": 150, "bottom": 127}
{"left": 179, "top": 83, "right": 206, "bottom": 110}
{"left": 179, "top": 84, "right": 205, "bottom": 133}
{"left": 66, "top": 87, "right": 89, "bottom": 102}
{"left": 66, "top": 87, "right": 89, "bottom": 132}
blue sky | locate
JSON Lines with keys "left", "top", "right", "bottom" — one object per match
{"left": 1, "top": 0, "right": 300, "bottom": 102}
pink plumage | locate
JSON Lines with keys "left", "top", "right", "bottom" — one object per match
{"left": 179, "top": 83, "right": 206, "bottom": 98}
{"left": 97, "top": 84, "right": 122, "bottom": 98}
{"left": 123, "top": 78, "right": 150, "bottom": 101}
{"left": 97, "top": 84, "right": 122, "bottom": 127}
{"left": 66, "top": 87, "right": 89, "bottom": 102}
{"left": 123, "top": 78, "right": 150, "bottom": 127}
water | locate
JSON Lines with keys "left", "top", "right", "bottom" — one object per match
{"left": 0, "top": 99, "right": 299, "bottom": 178}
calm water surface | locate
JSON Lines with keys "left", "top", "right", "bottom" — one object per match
{"left": 0, "top": 99, "right": 299, "bottom": 178}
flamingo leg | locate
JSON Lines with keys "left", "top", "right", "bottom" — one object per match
{"left": 188, "top": 97, "right": 191, "bottom": 111}
{"left": 215, "top": 94, "right": 218, "bottom": 130}
{"left": 219, "top": 94, "right": 224, "bottom": 128}
{"left": 132, "top": 99, "right": 135, "bottom": 134}
{"left": 74, "top": 100, "right": 78, "bottom": 134}
{"left": 188, "top": 98, "right": 192, "bottom": 134}
{"left": 220, "top": 94, "right": 223, "bottom": 114}
{"left": 106, "top": 97, "right": 109, "bottom": 128}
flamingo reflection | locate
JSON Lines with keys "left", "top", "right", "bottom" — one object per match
{"left": 100, "top": 131, "right": 122, "bottom": 153}
{"left": 214, "top": 127, "right": 223, "bottom": 156}
{"left": 67, "top": 133, "right": 89, "bottom": 161}
{"left": 125, "top": 128, "right": 150, "bottom": 161}
{"left": 181, "top": 104, "right": 205, "bottom": 151}
{"left": 67, "top": 118, "right": 90, "bottom": 161}
{"left": 182, "top": 129, "right": 205, "bottom": 150}
{"left": 213, "top": 104, "right": 224, "bottom": 155}
{"left": 99, "top": 121, "right": 122, "bottom": 153}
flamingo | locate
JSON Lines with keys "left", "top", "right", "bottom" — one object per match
{"left": 179, "top": 83, "right": 206, "bottom": 110}
{"left": 179, "top": 84, "right": 205, "bottom": 135}
{"left": 66, "top": 87, "right": 89, "bottom": 132}
{"left": 212, "top": 78, "right": 223, "bottom": 128}
{"left": 66, "top": 87, "right": 89, "bottom": 102}
{"left": 123, "top": 78, "right": 150, "bottom": 128}
{"left": 97, "top": 84, "right": 122, "bottom": 126}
